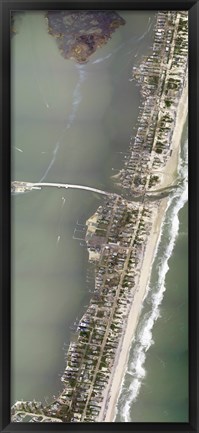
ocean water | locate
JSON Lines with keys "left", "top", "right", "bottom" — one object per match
{"left": 115, "top": 121, "right": 188, "bottom": 422}
{"left": 11, "top": 10, "right": 156, "bottom": 406}
{"left": 11, "top": 10, "right": 188, "bottom": 422}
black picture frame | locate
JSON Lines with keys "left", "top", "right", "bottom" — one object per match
{"left": 0, "top": 0, "right": 198, "bottom": 432}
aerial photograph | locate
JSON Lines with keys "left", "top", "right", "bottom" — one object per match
{"left": 11, "top": 10, "right": 188, "bottom": 423}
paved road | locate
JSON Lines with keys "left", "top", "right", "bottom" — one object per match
{"left": 31, "top": 182, "right": 112, "bottom": 196}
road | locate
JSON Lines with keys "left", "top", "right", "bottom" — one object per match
{"left": 12, "top": 181, "right": 114, "bottom": 197}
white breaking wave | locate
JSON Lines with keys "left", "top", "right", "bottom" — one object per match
{"left": 116, "top": 134, "right": 188, "bottom": 422}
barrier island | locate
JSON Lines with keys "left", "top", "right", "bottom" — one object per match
{"left": 11, "top": 10, "right": 188, "bottom": 423}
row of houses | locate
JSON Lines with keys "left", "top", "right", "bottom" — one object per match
{"left": 116, "top": 11, "right": 188, "bottom": 195}
{"left": 11, "top": 10, "right": 188, "bottom": 424}
{"left": 47, "top": 195, "right": 156, "bottom": 421}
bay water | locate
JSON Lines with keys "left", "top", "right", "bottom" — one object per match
{"left": 11, "top": 10, "right": 188, "bottom": 422}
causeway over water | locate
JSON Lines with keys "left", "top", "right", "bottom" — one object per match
{"left": 11, "top": 181, "right": 114, "bottom": 197}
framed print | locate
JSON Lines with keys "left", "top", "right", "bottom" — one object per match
{"left": 0, "top": 0, "right": 198, "bottom": 432}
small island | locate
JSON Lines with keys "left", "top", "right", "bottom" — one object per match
{"left": 46, "top": 11, "right": 125, "bottom": 63}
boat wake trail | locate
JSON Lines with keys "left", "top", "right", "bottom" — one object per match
{"left": 92, "top": 52, "right": 114, "bottom": 64}
{"left": 39, "top": 64, "right": 87, "bottom": 182}
{"left": 115, "top": 16, "right": 156, "bottom": 81}
{"left": 91, "top": 41, "right": 128, "bottom": 65}
{"left": 136, "top": 16, "right": 153, "bottom": 42}
{"left": 91, "top": 17, "right": 153, "bottom": 68}
{"left": 126, "top": 16, "right": 155, "bottom": 62}
{"left": 39, "top": 142, "right": 60, "bottom": 182}
{"left": 117, "top": 134, "right": 188, "bottom": 422}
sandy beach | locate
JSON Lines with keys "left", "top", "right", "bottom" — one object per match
{"left": 98, "top": 74, "right": 188, "bottom": 422}
{"left": 159, "top": 77, "right": 188, "bottom": 190}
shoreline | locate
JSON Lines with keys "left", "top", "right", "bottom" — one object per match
{"left": 99, "top": 75, "right": 188, "bottom": 422}
{"left": 11, "top": 11, "right": 188, "bottom": 424}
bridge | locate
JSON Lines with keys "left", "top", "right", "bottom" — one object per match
{"left": 11, "top": 180, "right": 177, "bottom": 201}
{"left": 11, "top": 181, "right": 114, "bottom": 197}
